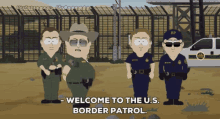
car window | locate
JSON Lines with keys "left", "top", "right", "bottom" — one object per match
{"left": 216, "top": 39, "right": 220, "bottom": 49}
{"left": 192, "top": 39, "right": 212, "bottom": 50}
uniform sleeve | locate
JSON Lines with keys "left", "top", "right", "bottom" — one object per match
{"left": 37, "top": 54, "right": 44, "bottom": 67}
{"left": 125, "top": 54, "right": 132, "bottom": 64}
{"left": 89, "top": 66, "right": 95, "bottom": 79}
{"left": 182, "top": 56, "right": 188, "bottom": 73}
{"left": 148, "top": 54, "right": 154, "bottom": 64}
{"left": 159, "top": 56, "right": 164, "bottom": 73}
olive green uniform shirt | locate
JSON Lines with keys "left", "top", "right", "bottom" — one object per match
{"left": 64, "top": 54, "right": 95, "bottom": 82}
{"left": 37, "top": 52, "right": 63, "bottom": 73}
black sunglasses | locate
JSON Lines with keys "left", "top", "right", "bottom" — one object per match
{"left": 164, "top": 42, "right": 182, "bottom": 47}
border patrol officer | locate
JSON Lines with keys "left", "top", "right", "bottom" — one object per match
{"left": 159, "top": 29, "right": 188, "bottom": 105}
{"left": 60, "top": 23, "right": 98, "bottom": 108}
{"left": 125, "top": 28, "right": 155, "bottom": 104}
{"left": 37, "top": 27, "right": 63, "bottom": 104}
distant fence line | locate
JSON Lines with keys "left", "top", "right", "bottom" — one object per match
{"left": 0, "top": 5, "right": 220, "bottom": 62}
{"left": 16, "top": 5, "right": 54, "bottom": 10}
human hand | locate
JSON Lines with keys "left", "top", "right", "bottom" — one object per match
{"left": 57, "top": 64, "right": 62, "bottom": 68}
{"left": 44, "top": 69, "right": 50, "bottom": 76}
{"left": 127, "top": 72, "right": 132, "bottom": 79}
{"left": 49, "top": 65, "right": 57, "bottom": 70}
{"left": 159, "top": 73, "right": 165, "bottom": 80}
{"left": 62, "top": 75, "right": 66, "bottom": 81}
{"left": 149, "top": 72, "right": 154, "bottom": 79}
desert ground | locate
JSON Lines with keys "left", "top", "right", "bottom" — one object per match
{"left": 0, "top": 62, "right": 220, "bottom": 119}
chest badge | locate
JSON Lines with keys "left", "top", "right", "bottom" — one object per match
{"left": 178, "top": 60, "right": 181, "bottom": 65}
{"left": 184, "top": 59, "right": 187, "bottom": 64}
{"left": 132, "top": 59, "right": 138, "bottom": 61}
{"left": 55, "top": 57, "right": 58, "bottom": 62}
{"left": 145, "top": 58, "right": 149, "bottom": 62}
{"left": 43, "top": 58, "right": 47, "bottom": 60}
{"left": 68, "top": 59, "right": 74, "bottom": 66}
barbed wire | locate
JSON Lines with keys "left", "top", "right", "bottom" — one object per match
{"left": 55, "top": 5, "right": 91, "bottom": 10}
{"left": 16, "top": 5, "right": 54, "bottom": 10}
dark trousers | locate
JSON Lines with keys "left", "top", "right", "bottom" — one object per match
{"left": 165, "top": 77, "right": 182, "bottom": 99}
{"left": 132, "top": 74, "right": 150, "bottom": 99}
{"left": 42, "top": 75, "right": 60, "bottom": 100}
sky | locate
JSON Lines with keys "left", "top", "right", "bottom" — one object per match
{"left": 37, "top": 0, "right": 156, "bottom": 7}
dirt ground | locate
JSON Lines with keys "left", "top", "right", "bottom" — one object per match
{"left": 0, "top": 62, "right": 220, "bottom": 119}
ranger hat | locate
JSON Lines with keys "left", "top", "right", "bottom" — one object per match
{"left": 59, "top": 23, "right": 99, "bottom": 42}
{"left": 163, "top": 29, "right": 182, "bottom": 41}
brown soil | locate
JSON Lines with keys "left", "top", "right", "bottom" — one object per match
{"left": 0, "top": 62, "right": 220, "bottom": 119}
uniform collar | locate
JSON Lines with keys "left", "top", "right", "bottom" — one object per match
{"left": 133, "top": 52, "right": 149, "bottom": 57}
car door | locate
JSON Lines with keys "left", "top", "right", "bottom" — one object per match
{"left": 211, "top": 38, "right": 220, "bottom": 66}
{"left": 188, "top": 38, "right": 214, "bottom": 67}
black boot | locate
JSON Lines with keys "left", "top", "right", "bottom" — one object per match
{"left": 81, "top": 103, "right": 90, "bottom": 107}
{"left": 73, "top": 103, "right": 82, "bottom": 108}
{"left": 41, "top": 99, "right": 51, "bottom": 104}
{"left": 163, "top": 99, "right": 173, "bottom": 105}
{"left": 173, "top": 99, "right": 183, "bottom": 105}
{"left": 51, "top": 99, "right": 61, "bottom": 104}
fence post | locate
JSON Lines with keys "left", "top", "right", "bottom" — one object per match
{"left": 129, "top": 6, "right": 139, "bottom": 29}
{"left": 43, "top": 9, "right": 50, "bottom": 27}
{"left": 90, "top": 6, "right": 99, "bottom": 58}
{"left": 214, "top": 8, "right": 220, "bottom": 37}
{"left": 74, "top": 9, "right": 80, "bottom": 24}
{"left": 0, "top": 9, "right": 5, "bottom": 59}
{"left": 145, "top": 6, "right": 154, "bottom": 57}
{"left": 35, "top": 9, "right": 41, "bottom": 56}
{"left": 11, "top": 5, "right": 21, "bottom": 60}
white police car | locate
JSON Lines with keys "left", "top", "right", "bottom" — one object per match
{"left": 180, "top": 38, "right": 220, "bottom": 67}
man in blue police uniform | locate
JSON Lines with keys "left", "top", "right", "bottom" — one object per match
{"left": 125, "top": 28, "right": 155, "bottom": 104}
{"left": 159, "top": 29, "right": 188, "bottom": 105}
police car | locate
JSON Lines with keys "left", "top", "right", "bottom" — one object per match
{"left": 180, "top": 37, "right": 220, "bottom": 67}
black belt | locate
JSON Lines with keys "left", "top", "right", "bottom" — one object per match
{"left": 67, "top": 82, "right": 83, "bottom": 84}
{"left": 49, "top": 70, "right": 55, "bottom": 73}
{"left": 131, "top": 69, "right": 151, "bottom": 75}
{"left": 165, "top": 72, "right": 182, "bottom": 77}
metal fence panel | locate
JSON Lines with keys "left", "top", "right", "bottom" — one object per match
{"left": 4, "top": 5, "right": 220, "bottom": 62}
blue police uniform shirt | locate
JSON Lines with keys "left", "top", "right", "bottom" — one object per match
{"left": 125, "top": 52, "right": 154, "bottom": 70}
{"left": 159, "top": 54, "right": 188, "bottom": 74}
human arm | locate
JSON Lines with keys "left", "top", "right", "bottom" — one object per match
{"left": 126, "top": 63, "right": 132, "bottom": 79}
{"left": 159, "top": 57, "right": 165, "bottom": 80}
{"left": 182, "top": 56, "right": 188, "bottom": 80}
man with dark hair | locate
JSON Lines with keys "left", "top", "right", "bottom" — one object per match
{"left": 159, "top": 29, "right": 188, "bottom": 105}
{"left": 37, "top": 27, "right": 63, "bottom": 104}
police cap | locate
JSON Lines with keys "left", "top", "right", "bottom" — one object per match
{"left": 163, "top": 29, "right": 182, "bottom": 41}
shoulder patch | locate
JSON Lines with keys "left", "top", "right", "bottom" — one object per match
{"left": 184, "top": 59, "right": 187, "bottom": 64}
{"left": 81, "top": 60, "right": 86, "bottom": 63}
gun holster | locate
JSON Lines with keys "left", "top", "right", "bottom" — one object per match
{"left": 55, "top": 68, "right": 62, "bottom": 75}
{"left": 82, "top": 78, "right": 94, "bottom": 89}
{"left": 41, "top": 70, "right": 46, "bottom": 79}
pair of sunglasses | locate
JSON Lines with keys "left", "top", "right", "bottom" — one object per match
{"left": 69, "top": 39, "right": 88, "bottom": 47}
{"left": 164, "top": 42, "right": 182, "bottom": 47}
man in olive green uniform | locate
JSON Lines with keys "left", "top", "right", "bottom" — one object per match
{"left": 37, "top": 27, "right": 63, "bottom": 104}
{"left": 60, "top": 23, "right": 99, "bottom": 108}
